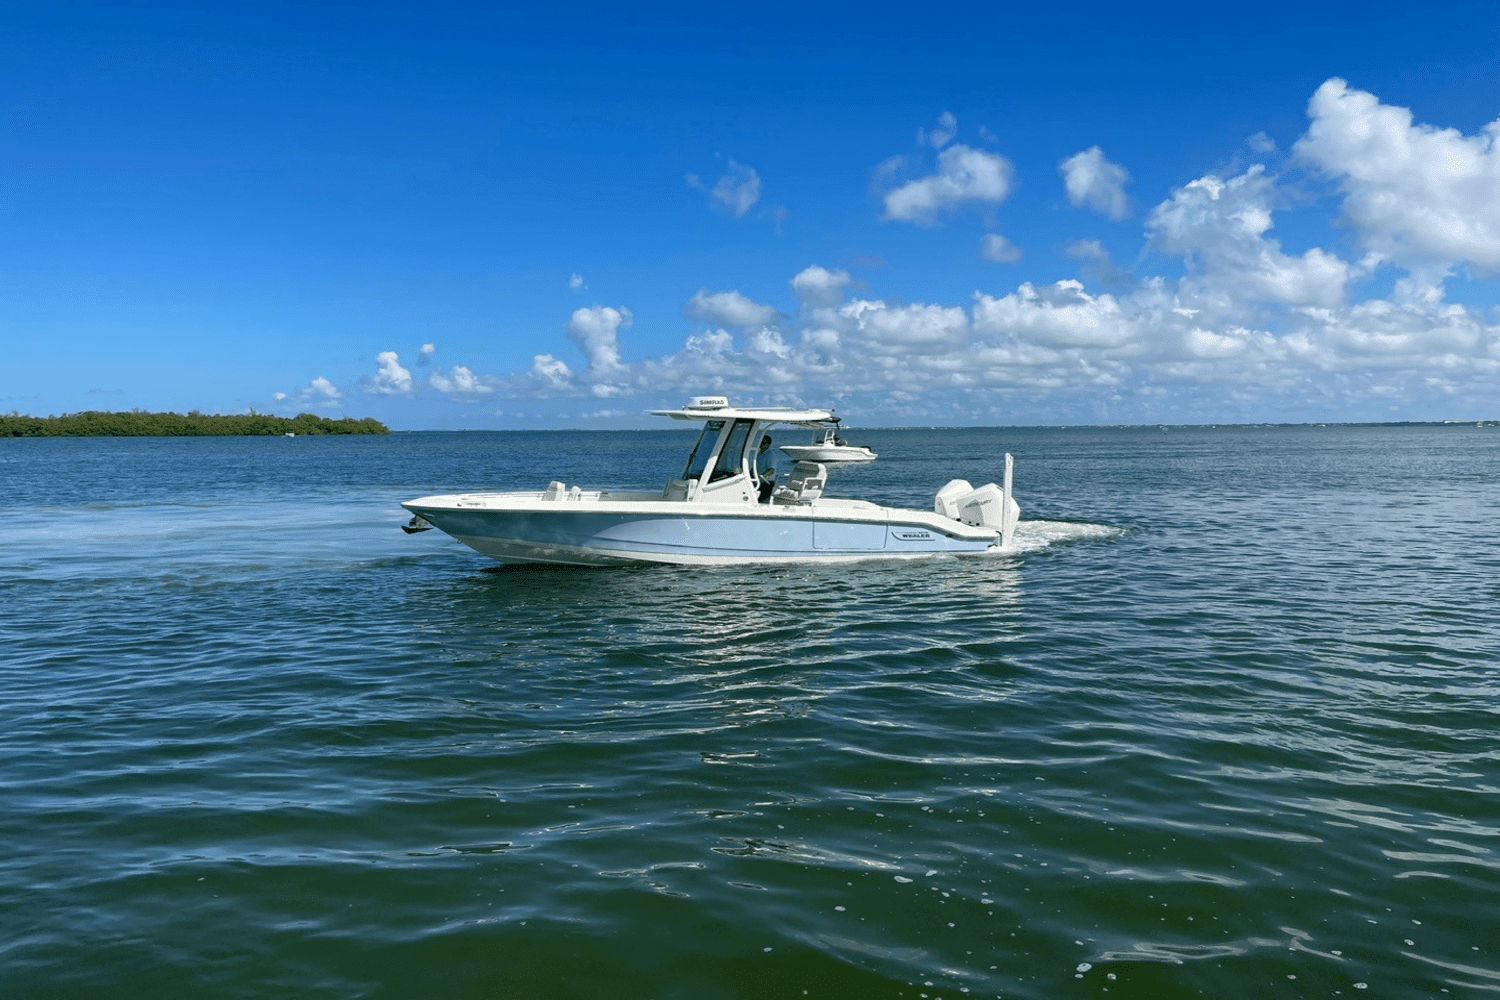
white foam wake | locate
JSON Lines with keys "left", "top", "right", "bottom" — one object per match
{"left": 1007, "top": 519, "right": 1121, "bottom": 553}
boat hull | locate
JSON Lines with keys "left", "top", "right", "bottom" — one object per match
{"left": 779, "top": 445, "right": 877, "bottom": 463}
{"left": 402, "top": 494, "right": 1002, "bottom": 567}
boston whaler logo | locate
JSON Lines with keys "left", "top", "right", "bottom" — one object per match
{"left": 893, "top": 529, "right": 934, "bottom": 541}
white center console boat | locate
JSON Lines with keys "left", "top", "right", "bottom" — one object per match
{"left": 778, "top": 423, "right": 878, "bottom": 463}
{"left": 402, "top": 396, "right": 1020, "bottom": 567}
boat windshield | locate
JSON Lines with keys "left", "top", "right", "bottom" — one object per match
{"left": 709, "top": 419, "right": 754, "bottom": 482}
{"left": 681, "top": 420, "right": 725, "bottom": 480}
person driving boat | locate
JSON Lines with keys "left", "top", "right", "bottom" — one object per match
{"left": 756, "top": 435, "right": 777, "bottom": 502}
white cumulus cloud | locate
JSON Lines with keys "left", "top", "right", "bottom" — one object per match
{"left": 364, "top": 351, "right": 413, "bottom": 395}
{"left": 530, "top": 353, "right": 572, "bottom": 388}
{"left": 790, "top": 265, "right": 853, "bottom": 307}
{"left": 684, "top": 288, "right": 779, "bottom": 328}
{"left": 429, "top": 365, "right": 494, "bottom": 396}
{"left": 1148, "top": 166, "right": 1352, "bottom": 309}
{"left": 487, "top": 81, "right": 1500, "bottom": 424}
{"left": 685, "top": 329, "right": 734, "bottom": 355}
{"left": 918, "top": 111, "right": 958, "bottom": 150}
{"left": 973, "top": 280, "right": 1135, "bottom": 350}
{"left": 565, "top": 305, "right": 630, "bottom": 372}
{"left": 979, "top": 233, "right": 1022, "bottom": 263}
{"left": 883, "top": 144, "right": 1014, "bottom": 225}
{"left": 688, "top": 159, "right": 762, "bottom": 217}
{"left": 1065, "top": 238, "right": 1109, "bottom": 261}
{"left": 839, "top": 299, "right": 970, "bottom": 355}
{"left": 273, "top": 376, "right": 342, "bottom": 408}
{"left": 1294, "top": 77, "right": 1500, "bottom": 275}
{"left": 746, "top": 328, "right": 791, "bottom": 358}
{"left": 1060, "top": 146, "right": 1131, "bottom": 220}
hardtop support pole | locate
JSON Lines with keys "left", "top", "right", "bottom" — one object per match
{"left": 1002, "top": 452, "right": 1016, "bottom": 548}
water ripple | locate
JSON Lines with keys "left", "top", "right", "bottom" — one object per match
{"left": 4, "top": 427, "right": 1499, "bottom": 999}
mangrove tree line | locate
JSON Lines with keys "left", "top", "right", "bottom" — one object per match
{"left": 1, "top": 410, "right": 389, "bottom": 437}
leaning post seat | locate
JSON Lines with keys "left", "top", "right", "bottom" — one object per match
{"left": 772, "top": 461, "right": 828, "bottom": 503}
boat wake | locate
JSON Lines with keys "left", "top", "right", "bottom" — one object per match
{"left": 1006, "top": 518, "right": 1121, "bottom": 553}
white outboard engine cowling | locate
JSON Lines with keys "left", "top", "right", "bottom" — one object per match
{"left": 958, "top": 483, "right": 1007, "bottom": 529}
{"left": 934, "top": 479, "right": 973, "bottom": 519}
{"left": 933, "top": 454, "right": 1020, "bottom": 548}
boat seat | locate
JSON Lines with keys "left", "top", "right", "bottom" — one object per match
{"left": 773, "top": 461, "right": 827, "bottom": 503}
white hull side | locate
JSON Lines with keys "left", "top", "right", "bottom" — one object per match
{"left": 450, "top": 534, "right": 997, "bottom": 567}
{"left": 402, "top": 493, "right": 1002, "bottom": 567}
{"left": 779, "top": 446, "right": 877, "bottom": 463}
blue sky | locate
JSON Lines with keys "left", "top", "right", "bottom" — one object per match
{"left": 4, "top": 1, "right": 1498, "bottom": 428}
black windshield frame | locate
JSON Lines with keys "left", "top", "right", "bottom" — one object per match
{"left": 708, "top": 419, "right": 754, "bottom": 482}
{"left": 681, "top": 420, "right": 725, "bottom": 481}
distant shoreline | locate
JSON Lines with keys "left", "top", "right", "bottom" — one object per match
{"left": 1, "top": 411, "right": 389, "bottom": 437}
{"left": 4, "top": 414, "right": 1492, "bottom": 437}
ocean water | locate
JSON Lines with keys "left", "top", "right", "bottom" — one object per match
{"left": 2, "top": 425, "right": 1497, "bottom": 1000}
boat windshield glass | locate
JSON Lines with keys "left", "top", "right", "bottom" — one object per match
{"left": 709, "top": 419, "right": 754, "bottom": 482}
{"left": 681, "top": 420, "right": 725, "bottom": 481}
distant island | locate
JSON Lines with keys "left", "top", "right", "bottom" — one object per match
{"left": 1, "top": 410, "right": 389, "bottom": 437}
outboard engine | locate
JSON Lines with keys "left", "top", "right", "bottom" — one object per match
{"left": 933, "top": 455, "right": 1020, "bottom": 548}
{"left": 958, "top": 484, "right": 1008, "bottom": 528}
{"left": 934, "top": 479, "right": 973, "bottom": 519}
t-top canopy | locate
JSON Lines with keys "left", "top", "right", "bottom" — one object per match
{"left": 650, "top": 396, "right": 833, "bottom": 426}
